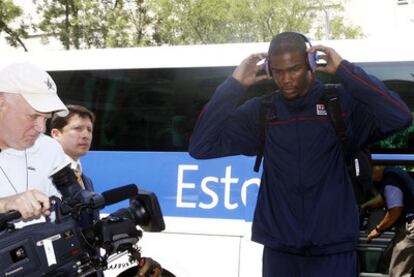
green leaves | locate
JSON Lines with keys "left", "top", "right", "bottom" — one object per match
{"left": 150, "top": 0, "right": 363, "bottom": 45}
{"left": 0, "top": 0, "right": 29, "bottom": 50}
{"left": 2, "top": 0, "right": 363, "bottom": 50}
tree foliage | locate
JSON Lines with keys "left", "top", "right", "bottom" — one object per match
{"left": 5, "top": 0, "right": 363, "bottom": 50}
{"left": 150, "top": 0, "right": 363, "bottom": 45}
{"left": 34, "top": 0, "right": 154, "bottom": 49}
{"left": 0, "top": 0, "right": 29, "bottom": 51}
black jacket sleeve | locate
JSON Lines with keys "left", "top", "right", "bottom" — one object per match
{"left": 189, "top": 77, "right": 262, "bottom": 159}
{"left": 336, "top": 60, "right": 412, "bottom": 146}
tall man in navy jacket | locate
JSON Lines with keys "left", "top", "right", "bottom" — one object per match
{"left": 189, "top": 32, "right": 412, "bottom": 276}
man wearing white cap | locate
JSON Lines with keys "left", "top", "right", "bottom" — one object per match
{"left": 0, "top": 62, "right": 69, "bottom": 221}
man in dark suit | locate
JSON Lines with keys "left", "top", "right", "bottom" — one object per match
{"left": 50, "top": 104, "right": 102, "bottom": 276}
{"left": 50, "top": 104, "right": 97, "bottom": 224}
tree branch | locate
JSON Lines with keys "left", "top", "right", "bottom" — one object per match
{"left": 0, "top": 20, "right": 28, "bottom": 51}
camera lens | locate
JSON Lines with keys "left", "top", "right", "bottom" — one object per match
{"left": 51, "top": 164, "right": 81, "bottom": 201}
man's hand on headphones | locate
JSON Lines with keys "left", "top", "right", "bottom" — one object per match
{"left": 232, "top": 53, "right": 271, "bottom": 87}
{"left": 309, "top": 45, "right": 343, "bottom": 75}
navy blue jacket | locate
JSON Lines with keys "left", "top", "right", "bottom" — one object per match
{"left": 79, "top": 174, "right": 100, "bottom": 227}
{"left": 189, "top": 60, "right": 412, "bottom": 255}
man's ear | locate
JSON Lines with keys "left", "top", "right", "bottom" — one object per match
{"left": 0, "top": 94, "right": 7, "bottom": 115}
{"left": 51, "top": 128, "right": 62, "bottom": 139}
{"left": 0, "top": 94, "right": 6, "bottom": 108}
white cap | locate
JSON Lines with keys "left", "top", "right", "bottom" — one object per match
{"left": 0, "top": 62, "right": 68, "bottom": 116}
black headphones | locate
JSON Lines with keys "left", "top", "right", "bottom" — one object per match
{"left": 263, "top": 33, "right": 318, "bottom": 77}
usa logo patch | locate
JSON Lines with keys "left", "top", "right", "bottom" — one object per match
{"left": 316, "top": 104, "right": 327, "bottom": 115}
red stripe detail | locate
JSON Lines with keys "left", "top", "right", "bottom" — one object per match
{"left": 270, "top": 116, "right": 330, "bottom": 125}
{"left": 339, "top": 63, "right": 412, "bottom": 116}
{"left": 197, "top": 107, "right": 207, "bottom": 119}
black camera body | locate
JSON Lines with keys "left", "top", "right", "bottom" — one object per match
{"left": 0, "top": 214, "right": 88, "bottom": 276}
{"left": 0, "top": 164, "right": 165, "bottom": 276}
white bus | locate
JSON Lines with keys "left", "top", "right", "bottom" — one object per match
{"left": 2, "top": 37, "right": 414, "bottom": 277}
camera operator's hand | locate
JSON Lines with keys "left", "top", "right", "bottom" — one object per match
{"left": 0, "top": 189, "right": 50, "bottom": 219}
{"left": 308, "top": 45, "right": 343, "bottom": 75}
{"left": 232, "top": 53, "right": 271, "bottom": 87}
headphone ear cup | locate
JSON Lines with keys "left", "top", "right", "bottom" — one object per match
{"left": 264, "top": 58, "right": 271, "bottom": 77}
{"left": 307, "top": 51, "right": 318, "bottom": 72}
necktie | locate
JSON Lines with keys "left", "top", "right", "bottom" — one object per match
{"left": 74, "top": 163, "right": 85, "bottom": 189}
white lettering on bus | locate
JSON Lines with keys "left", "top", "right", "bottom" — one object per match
{"left": 221, "top": 166, "right": 239, "bottom": 210}
{"left": 199, "top": 176, "right": 219, "bottom": 209}
{"left": 241, "top": 178, "right": 261, "bottom": 206}
{"left": 177, "top": 164, "right": 261, "bottom": 209}
{"left": 177, "top": 164, "right": 198, "bottom": 208}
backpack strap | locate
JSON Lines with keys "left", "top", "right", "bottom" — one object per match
{"left": 254, "top": 92, "right": 278, "bottom": 172}
{"left": 321, "top": 84, "right": 374, "bottom": 204}
{"left": 320, "top": 84, "right": 349, "bottom": 153}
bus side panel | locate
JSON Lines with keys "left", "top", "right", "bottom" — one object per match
{"left": 82, "top": 151, "right": 261, "bottom": 221}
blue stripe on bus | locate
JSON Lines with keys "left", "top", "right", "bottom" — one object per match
{"left": 372, "top": 154, "right": 414, "bottom": 160}
{"left": 82, "top": 151, "right": 262, "bottom": 221}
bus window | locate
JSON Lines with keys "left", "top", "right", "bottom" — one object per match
{"left": 49, "top": 67, "right": 234, "bottom": 151}
{"left": 49, "top": 61, "right": 414, "bottom": 156}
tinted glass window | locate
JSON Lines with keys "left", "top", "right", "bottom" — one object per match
{"left": 50, "top": 67, "right": 233, "bottom": 151}
{"left": 360, "top": 62, "right": 414, "bottom": 153}
{"left": 49, "top": 61, "right": 414, "bottom": 153}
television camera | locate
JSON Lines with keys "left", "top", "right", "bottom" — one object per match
{"left": 0, "top": 164, "right": 165, "bottom": 277}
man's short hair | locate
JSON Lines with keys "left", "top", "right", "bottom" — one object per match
{"left": 50, "top": 104, "right": 95, "bottom": 130}
{"left": 268, "top": 32, "right": 307, "bottom": 58}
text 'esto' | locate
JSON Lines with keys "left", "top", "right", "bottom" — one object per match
{"left": 176, "top": 165, "right": 261, "bottom": 209}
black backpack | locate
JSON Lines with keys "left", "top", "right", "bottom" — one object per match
{"left": 254, "top": 84, "right": 374, "bottom": 205}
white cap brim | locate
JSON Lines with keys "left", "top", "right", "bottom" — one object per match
{"left": 21, "top": 92, "right": 68, "bottom": 116}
